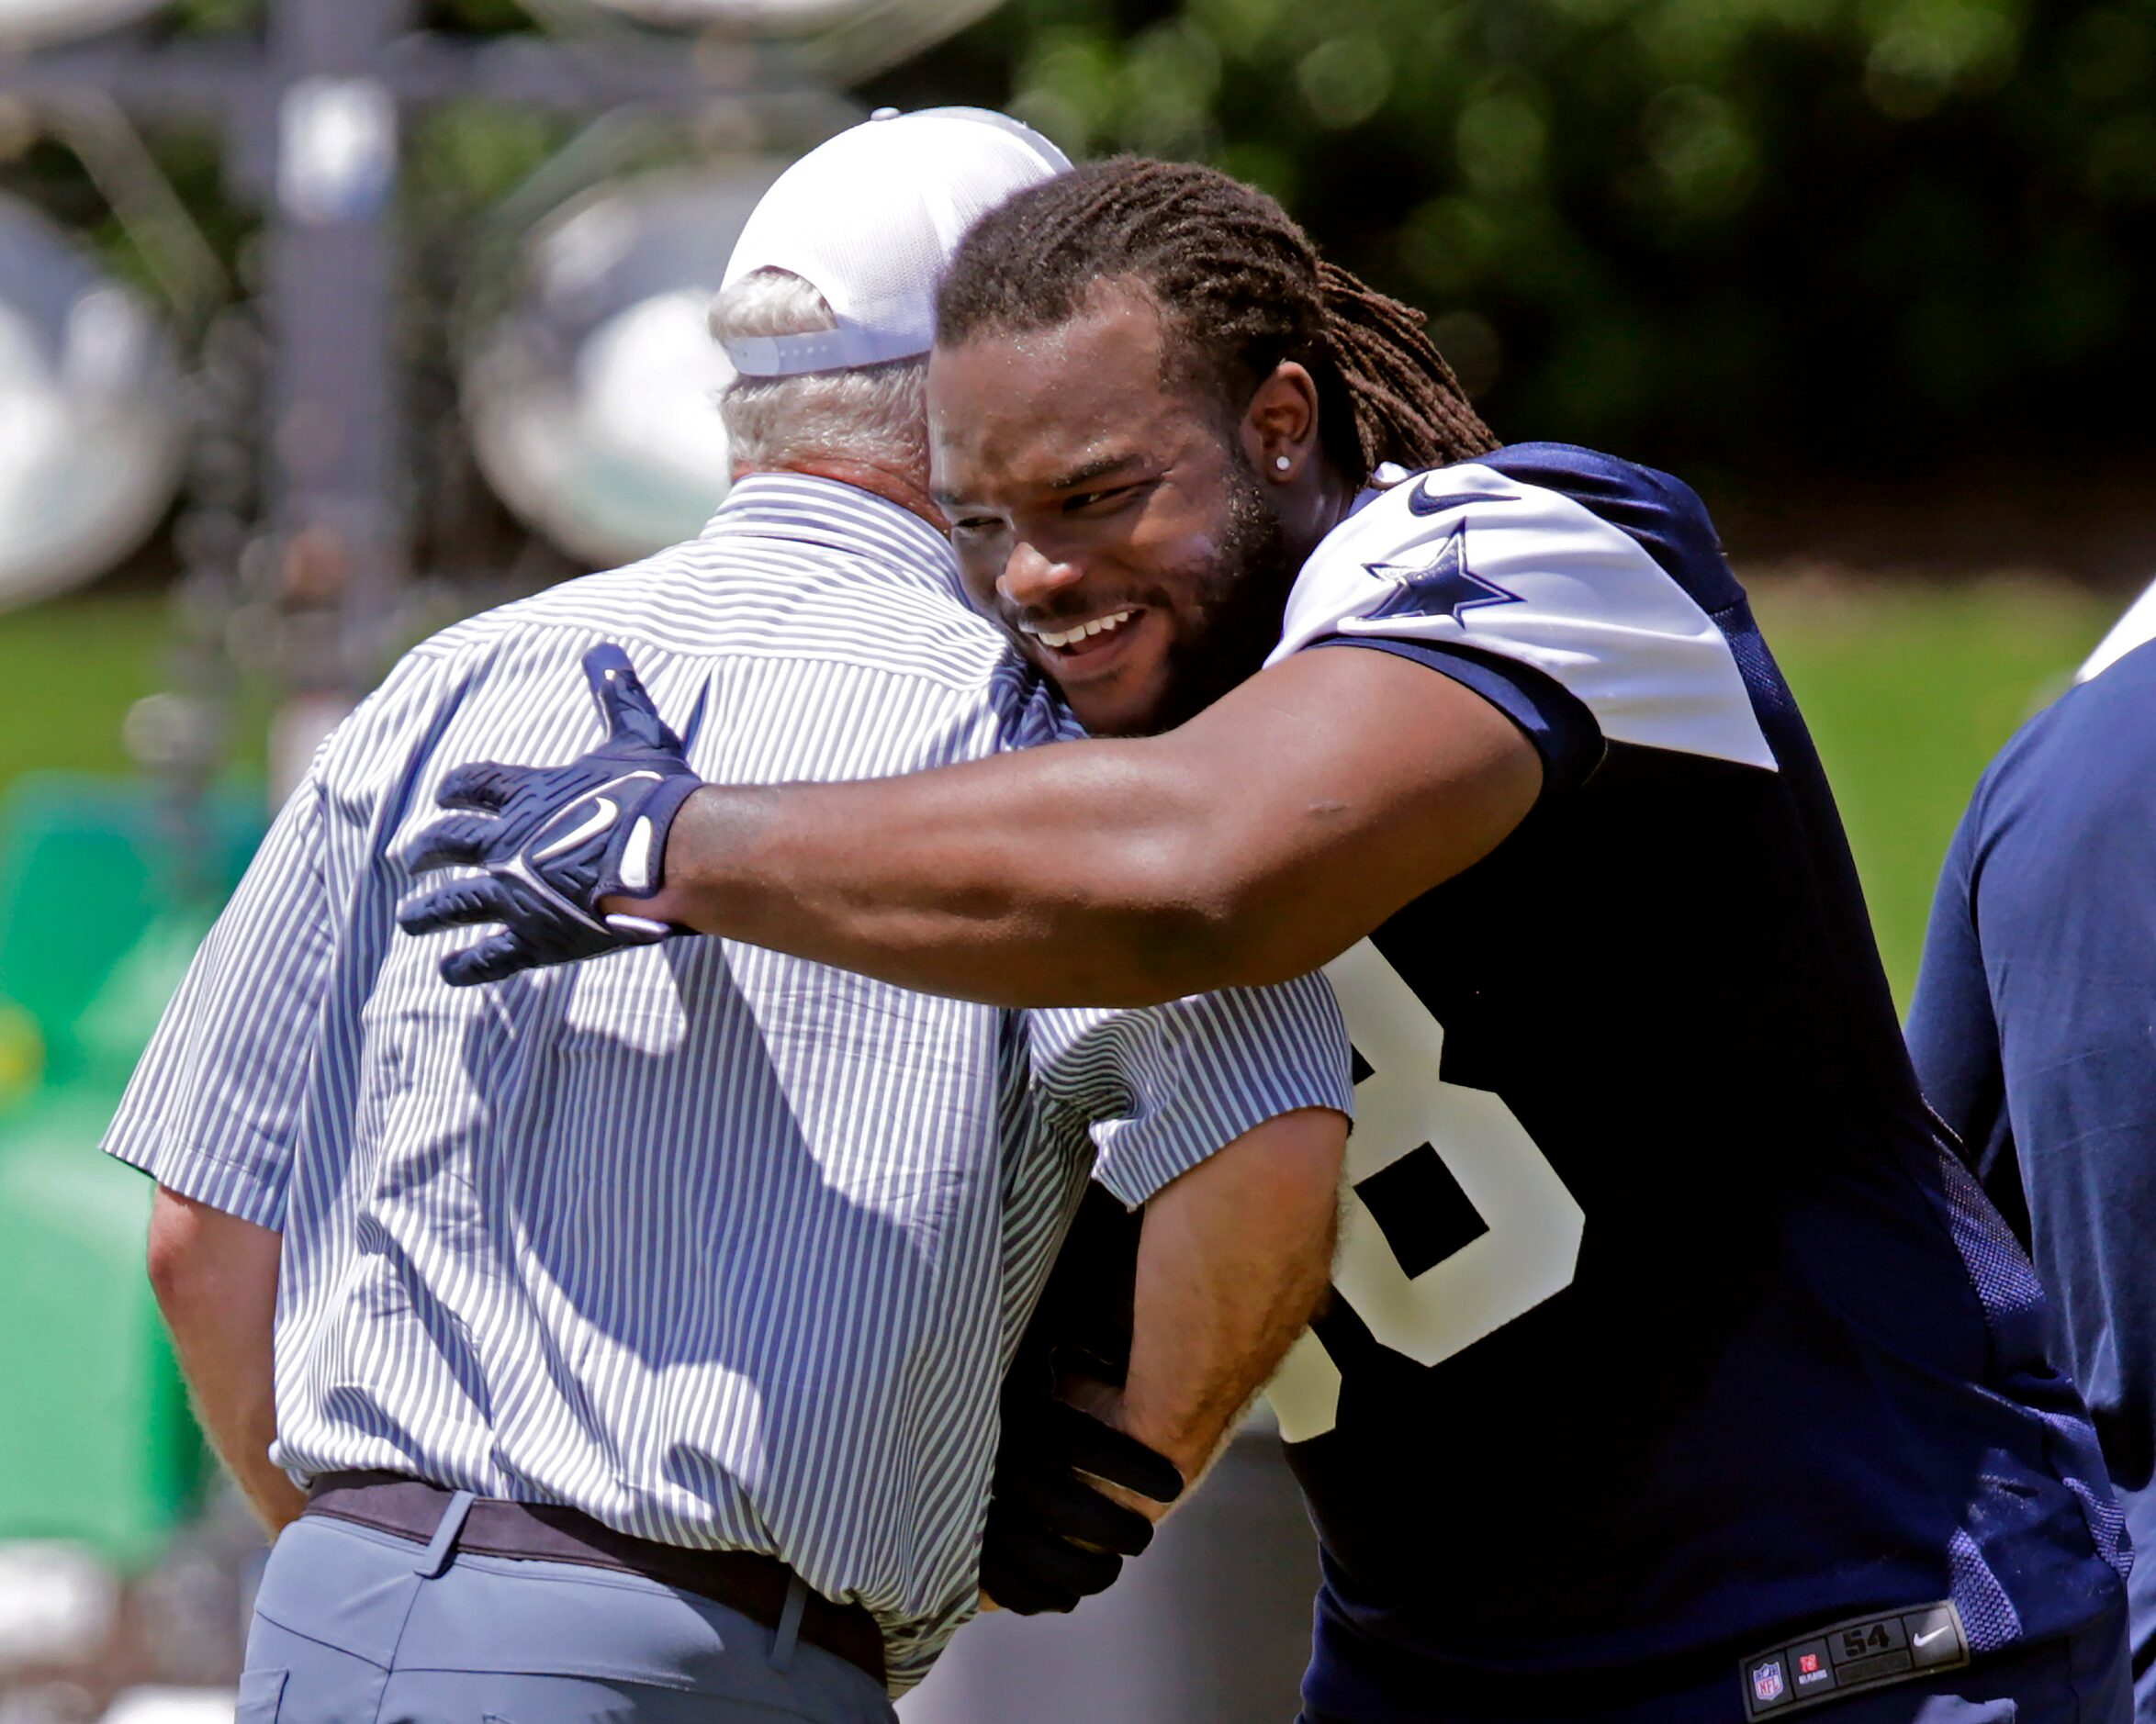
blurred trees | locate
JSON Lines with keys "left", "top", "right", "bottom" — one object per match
{"left": 10, "top": 0, "right": 2155, "bottom": 492}
{"left": 878, "top": 0, "right": 2156, "bottom": 483}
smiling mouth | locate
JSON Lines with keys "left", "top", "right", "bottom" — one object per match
{"left": 1019, "top": 608, "right": 1139, "bottom": 658}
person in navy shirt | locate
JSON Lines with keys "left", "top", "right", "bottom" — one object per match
{"left": 1910, "top": 635, "right": 2156, "bottom": 1718}
{"left": 403, "top": 157, "right": 2134, "bottom": 1722}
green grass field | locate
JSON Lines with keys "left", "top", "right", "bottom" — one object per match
{"left": 0, "top": 579, "right": 2120, "bottom": 1007}
{"left": 0, "top": 597, "right": 178, "bottom": 788}
{"left": 1750, "top": 577, "right": 2113, "bottom": 1006}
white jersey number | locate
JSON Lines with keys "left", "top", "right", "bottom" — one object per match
{"left": 1265, "top": 939, "right": 1585, "bottom": 1441}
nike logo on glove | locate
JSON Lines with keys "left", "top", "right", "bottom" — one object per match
{"left": 533, "top": 797, "right": 620, "bottom": 862}
{"left": 395, "top": 645, "right": 706, "bottom": 986}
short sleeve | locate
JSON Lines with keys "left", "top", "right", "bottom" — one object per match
{"left": 1026, "top": 973, "right": 1353, "bottom": 1207}
{"left": 1906, "top": 805, "right": 2006, "bottom": 1170}
{"left": 1266, "top": 453, "right": 1776, "bottom": 777}
{"left": 100, "top": 772, "right": 335, "bottom": 1228}
{"left": 1310, "top": 636, "right": 1605, "bottom": 798}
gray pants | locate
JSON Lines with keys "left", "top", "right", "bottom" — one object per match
{"left": 240, "top": 1507, "right": 897, "bottom": 1723}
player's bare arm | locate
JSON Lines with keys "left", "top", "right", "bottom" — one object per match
{"left": 978, "top": 1103, "right": 1345, "bottom": 1620}
{"left": 145, "top": 1188, "right": 306, "bottom": 1536}
{"left": 635, "top": 645, "right": 1536, "bottom": 1006}
{"left": 974, "top": 1103, "right": 1345, "bottom": 1615}
{"left": 1111, "top": 1104, "right": 1344, "bottom": 1487}
{"left": 398, "top": 638, "right": 1537, "bottom": 1004}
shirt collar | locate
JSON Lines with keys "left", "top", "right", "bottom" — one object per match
{"left": 701, "top": 472, "right": 960, "bottom": 595}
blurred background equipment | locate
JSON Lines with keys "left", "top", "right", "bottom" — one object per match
{"left": 0, "top": 195, "right": 186, "bottom": 612}
{"left": 460, "top": 161, "right": 783, "bottom": 565}
{"left": 579, "top": 0, "right": 934, "bottom": 32}
{"left": 578, "top": 0, "right": 861, "bottom": 27}
{"left": 0, "top": 0, "right": 165, "bottom": 52}
{"left": 567, "top": 0, "right": 1012, "bottom": 85}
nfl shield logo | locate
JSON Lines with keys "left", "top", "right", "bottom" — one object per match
{"left": 1753, "top": 1661, "right": 1786, "bottom": 1703}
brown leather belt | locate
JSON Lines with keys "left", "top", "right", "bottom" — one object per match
{"left": 304, "top": 1470, "right": 885, "bottom": 1686}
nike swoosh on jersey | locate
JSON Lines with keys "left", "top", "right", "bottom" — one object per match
{"left": 1406, "top": 480, "right": 1519, "bottom": 516}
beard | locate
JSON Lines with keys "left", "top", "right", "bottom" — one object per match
{"left": 1135, "top": 452, "right": 1302, "bottom": 736}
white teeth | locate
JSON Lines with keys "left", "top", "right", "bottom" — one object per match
{"left": 1028, "top": 610, "right": 1135, "bottom": 650}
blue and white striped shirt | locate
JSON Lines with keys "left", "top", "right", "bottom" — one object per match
{"left": 103, "top": 475, "right": 1351, "bottom": 1690}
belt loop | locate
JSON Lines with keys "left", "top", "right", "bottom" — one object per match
{"left": 769, "top": 1575, "right": 808, "bottom": 1672}
{"left": 416, "top": 1489, "right": 476, "bottom": 1578}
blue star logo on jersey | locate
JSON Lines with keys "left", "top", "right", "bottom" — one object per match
{"left": 1363, "top": 523, "right": 1522, "bottom": 624}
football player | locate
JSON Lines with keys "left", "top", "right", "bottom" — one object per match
{"left": 1908, "top": 632, "right": 2156, "bottom": 1720}
{"left": 401, "top": 160, "right": 2131, "bottom": 1721}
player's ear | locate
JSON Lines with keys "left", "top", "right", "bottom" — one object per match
{"left": 1241, "top": 361, "right": 1322, "bottom": 486}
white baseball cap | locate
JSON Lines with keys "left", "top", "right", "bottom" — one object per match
{"left": 717, "top": 106, "right": 1071, "bottom": 379}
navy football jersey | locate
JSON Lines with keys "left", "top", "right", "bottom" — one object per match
{"left": 1909, "top": 637, "right": 2156, "bottom": 1716}
{"left": 1258, "top": 444, "right": 2125, "bottom": 1719}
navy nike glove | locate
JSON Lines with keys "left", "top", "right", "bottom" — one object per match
{"left": 396, "top": 644, "right": 707, "bottom": 986}
{"left": 977, "top": 1383, "right": 1185, "bottom": 1616}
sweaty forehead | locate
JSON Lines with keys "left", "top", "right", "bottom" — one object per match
{"left": 927, "top": 287, "right": 1189, "bottom": 498}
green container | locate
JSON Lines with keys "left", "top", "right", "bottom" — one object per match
{"left": 0, "top": 774, "right": 264, "bottom": 1564}
{"left": 0, "top": 1095, "right": 203, "bottom": 1565}
{"left": 0, "top": 774, "right": 262, "bottom": 1099}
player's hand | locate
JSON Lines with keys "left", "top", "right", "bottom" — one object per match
{"left": 976, "top": 1392, "right": 1185, "bottom": 1616}
{"left": 396, "top": 644, "right": 707, "bottom": 986}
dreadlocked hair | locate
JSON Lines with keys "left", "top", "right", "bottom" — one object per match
{"left": 937, "top": 157, "right": 1499, "bottom": 486}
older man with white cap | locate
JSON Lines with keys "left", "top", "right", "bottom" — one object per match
{"left": 109, "top": 107, "right": 1351, "bottom": 1722}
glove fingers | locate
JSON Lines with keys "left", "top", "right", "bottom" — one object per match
{"left": 440, "top": 930, "right": 535, "bottom": 987}
{"left": 582, "top": 644, "right": 683, "bottom": 755}
{"left": 403, "top": 814, "right": 499, "bottom": 876}
{"left": 1037, "top": 1402, "right": 1185, "bottom": 1505}
{"left": 1001, "top": 1464, "right": 1159, "bottom": 1558}
{"left": 976, "top": 1553, "right": 1081, "bottom": 1618}
{"left": 983, "top": 1506, "right": 1127, "bottom": 1593}
{"left": 1027, "top": 1535, "right": 1124, "bottom": 1596}
{"left": 436, "top": 761, "right": 522, "bottom": 812}
{"left": 397, "top": 878, "right": 519, "bottom": 936}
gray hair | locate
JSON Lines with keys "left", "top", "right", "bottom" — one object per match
{"left": 710, "top": 270, "right": 927, "bottom": 476}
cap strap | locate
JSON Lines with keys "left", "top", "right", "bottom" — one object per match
{"left": 723, "top": 323, "right": 927, "bottom": 378}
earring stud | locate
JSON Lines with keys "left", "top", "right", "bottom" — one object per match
{"left": 1275, "top": 454, "right": 1291, "bottom": 472}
